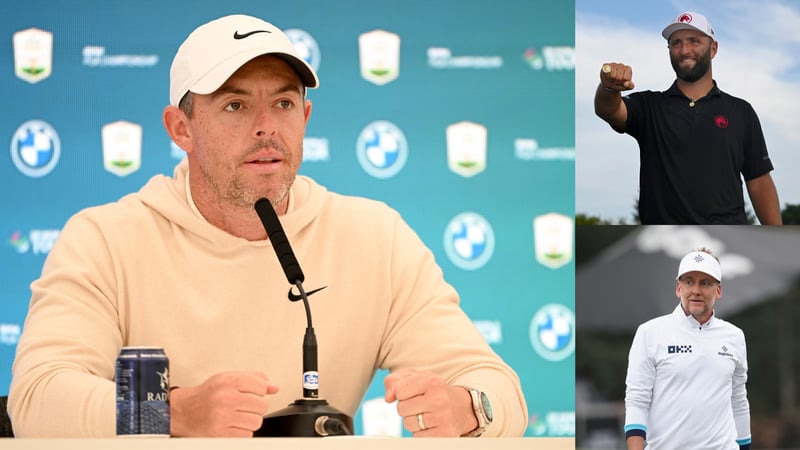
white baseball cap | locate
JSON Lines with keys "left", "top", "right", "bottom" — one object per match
{"left": 661, "top": 11, "right": 716, "bottom": 42}
{"left": 169, "top": 14, "right": 319, "bottom": 106}
{"left": 676, "top": 251, "right": 722, "bottom": 282}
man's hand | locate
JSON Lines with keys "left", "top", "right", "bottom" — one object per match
{"left": 169, "top": 371, "right": 279, "bottom": 437}
{"left": 600, "top": 62, "right": 635, "bottom": 92}
{"left": 384, "top": 369, "right": 477, "bottom": 437}
{"left": 595, "top": 62, "right": 634, "bottom": 131}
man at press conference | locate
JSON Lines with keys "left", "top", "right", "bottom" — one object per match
{"left": 7, "top": 14, "right": 527, "bottom": 437}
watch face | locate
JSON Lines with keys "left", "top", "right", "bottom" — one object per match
{"left": 480, "top": 391, "right": 493, "bottom": 422}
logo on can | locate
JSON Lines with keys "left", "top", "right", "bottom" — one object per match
{"left": 116, "top": 347, "right": 170, "bottom": 436}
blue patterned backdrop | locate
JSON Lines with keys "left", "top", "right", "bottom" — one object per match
{"left": 1, "top": 0, "right": 575, "bottom": 436}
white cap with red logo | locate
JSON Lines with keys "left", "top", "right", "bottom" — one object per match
{"left": 662, "top": 11, "right": 716, "bottom": 42}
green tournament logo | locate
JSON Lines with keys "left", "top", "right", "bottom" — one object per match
{"left": 358, "top": 29, "right": 400, "bottom": 85}
{"left": 446, "top": 121, "right": 487, "bottom": 178}
{"left": 533, "top": 213, "right": 573, "bottom": 269}
{"left": 13, "top": 28, "right": 53, "bottom": 84}
{"left": 102, "top": 121, "right": 142, "bottom": 177}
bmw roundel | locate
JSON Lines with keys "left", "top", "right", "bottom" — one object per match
{"left": 443, "top": 212, "right": 495, "bottom": 270}
{"left": 356, "top": 120, "right": 408, "bottom": 179}
{"left": 10, "top": 119, "right": 61, "bottom": 178}
{"left": 530, "top": 303, "right": 575, "bottom": 362}
{"left": 285, "top": 28, "right": 321, "bottom": 73}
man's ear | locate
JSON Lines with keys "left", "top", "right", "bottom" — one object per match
{"left": 163, "top": 105, "right": 193, "bottom": 153}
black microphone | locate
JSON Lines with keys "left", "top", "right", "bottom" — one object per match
{"left": 254, "top": 198, "right": 304, "bottom": 284}
{"left": 254, "top": 198, "right": 317, "bottom": 399}
{"left": 252, "top": 198, "right": 353, "bottom": 437}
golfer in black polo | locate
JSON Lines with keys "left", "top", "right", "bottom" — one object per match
{"left": 594, "top": 10, "right": 782, "bottom": 225}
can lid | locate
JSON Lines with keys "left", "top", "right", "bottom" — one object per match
{"left": 120, "top": 346, "right": 164, "bottom": 350}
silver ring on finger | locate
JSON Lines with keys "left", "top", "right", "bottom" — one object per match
{"left": 417, "top": 412, "right": 427, "bottom": 431}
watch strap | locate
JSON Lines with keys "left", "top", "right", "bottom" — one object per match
{"left": 461, "top": 386, "right": 491, "bottom": 437}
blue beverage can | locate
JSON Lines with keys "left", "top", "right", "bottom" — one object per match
{"left": 115, "top": 347, "right": 170, "bottom": 436}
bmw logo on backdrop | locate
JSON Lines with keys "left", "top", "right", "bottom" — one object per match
{"left": 285, "top": 28, "right": 321, "bottom": 73}
{"left": 530, "top": 303, "right": 575, "bottom": 362}
{"left": 443, "top": 212, "right": 495, "bottom": 270}
{"left": 356, "top": 120, "right": 408, "bottom": 179}
{"left": 10, "top": 119, "right": 61, "bottom": 178}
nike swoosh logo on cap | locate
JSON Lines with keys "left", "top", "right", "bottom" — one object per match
{"left": 233, "top": 30, "right": 272, "bottom": 40}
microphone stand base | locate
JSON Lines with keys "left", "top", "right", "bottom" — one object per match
{"left": 254, "top": 398, "right": 354, "bottom": 437}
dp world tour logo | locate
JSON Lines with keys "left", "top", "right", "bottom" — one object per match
{"left": 530, "top": 304, "right": 574, "bottom": 361}
{"left": 356, "top": 120, "right": 408, "bottom": 178}
{"left": 11, "top": 120, "right": 61, "bottom": 177}
{"left": 8, "top": 231, "right": 30, "bottom": 254}
{"left": 443, "top": 212, "right": 495, "bottom": 270}
{"left": 286, "top": 29, "right": 320, "bottom": 73}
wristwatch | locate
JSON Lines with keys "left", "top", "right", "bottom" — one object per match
{"left": 462, "top": 387, "right": 493, "bottom": 437}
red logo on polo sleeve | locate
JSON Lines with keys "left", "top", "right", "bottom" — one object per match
{"left": 714, "top": 115, "right": 729, "bottom": 128}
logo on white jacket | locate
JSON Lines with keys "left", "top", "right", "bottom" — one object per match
{"left": 718, "top": 345, "right": 734, "bottom": 358}
{"left": 668, "top": 344, "right": 692, "bottom": 353}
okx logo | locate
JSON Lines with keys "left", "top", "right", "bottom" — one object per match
{"left": 443, "top": 212, "right": 495, "bottom": 270}
{"left": 668, "top": 345, "right": 692, "bottom": 354}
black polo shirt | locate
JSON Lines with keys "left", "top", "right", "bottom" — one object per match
{"left": 622, "top": 80, "right": 773, "bottom": 224}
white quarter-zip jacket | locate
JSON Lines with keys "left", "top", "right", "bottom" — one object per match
{"left": 624, "top": 304, "right": 751, "bottom": 450}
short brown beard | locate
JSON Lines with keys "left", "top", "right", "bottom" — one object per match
{"left": 670, "top": 43, "right": 712, "bottom": 82}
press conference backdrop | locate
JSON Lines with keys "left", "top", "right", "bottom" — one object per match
{"left": 1, "top": 0, "right": 575, "bottom": 437}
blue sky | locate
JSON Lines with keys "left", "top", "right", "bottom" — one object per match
{"left": 576, "top": 0, "right": 800, "bottom": 222}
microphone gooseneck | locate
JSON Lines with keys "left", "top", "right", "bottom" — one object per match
{"left": 252, "top": 197, "right": 353, "bottom": 437}
{"left": 254, "top": 198, "right": 318, "bottom": 399}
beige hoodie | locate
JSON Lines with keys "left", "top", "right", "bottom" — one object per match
{"left": 9, "top": 159, "right": 527, "bottom": 437}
